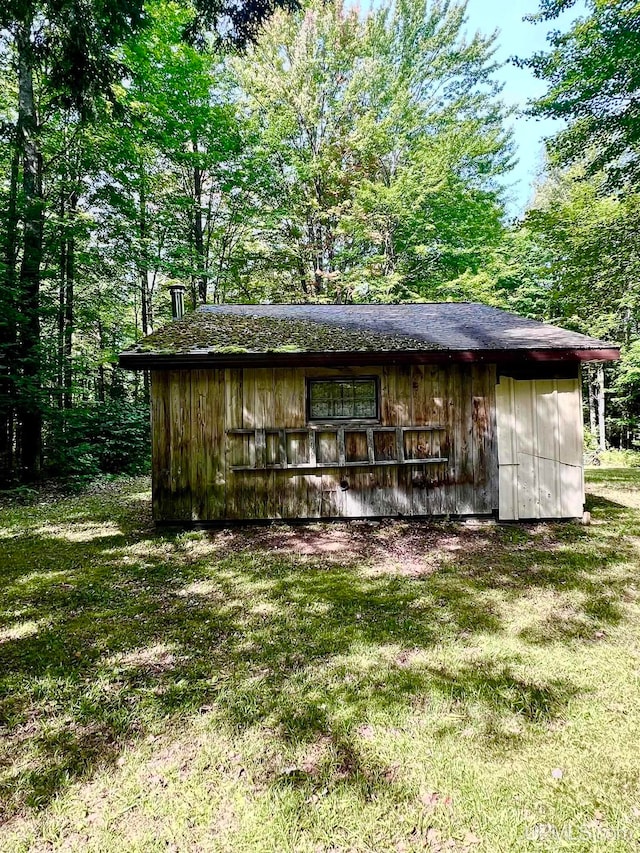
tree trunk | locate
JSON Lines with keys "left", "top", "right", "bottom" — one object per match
{"left": 63, "top": 191, "right": 76, "bottom": 410}
{"left": 587, "top": 365, "right": 597, "bottom": 438}
{"left": 193, "top": 161, "right": 208, "bottom": 303}
{"left": 16, "top": 23, "right": 44, "bottom": 479}
{"left": 138, "top": 164, "right": 150, "bottom": 401}
{"left": 139, "top": 164, "right": 150, "bottom": 335}
{"left": 597, "top": 363, "right": 606, "bottom": 451}
{"left": 97, "top": 320, "right": 106, "bottom": 403}
{"left": 0, "top": 138, "right": 20, "bottom": 481}
{"left": 58, "top": 189, "right": 67, "bottom": 408}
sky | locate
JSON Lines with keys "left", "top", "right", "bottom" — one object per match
{"left": 463, "top": 0, "right": 588, "bottom": 216}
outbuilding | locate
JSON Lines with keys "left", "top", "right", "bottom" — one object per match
{"left": 119, "top": 301, "right": 619, "bottom": 524}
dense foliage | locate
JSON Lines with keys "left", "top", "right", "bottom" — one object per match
{"left": 0, "top": 0, "right": 639, "bottom": 482}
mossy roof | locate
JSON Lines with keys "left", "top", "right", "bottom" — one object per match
{"left": 120, "top": 303, "right": 619, "bottom": 366}
{"left": 125, "top": 309, "right": 437, "bottom": 355}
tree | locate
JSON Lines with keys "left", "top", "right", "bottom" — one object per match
{"left": 520, "top": 0, "right": 640, "bottom": 186}
{"left": 121, "top": 3, "right": 251, "bottom": 306}
{"left": 0, "top": 0, "right": 299, "bottom": 481}
{"left": 236, "top": 0, "right": 513, "bottom": 302}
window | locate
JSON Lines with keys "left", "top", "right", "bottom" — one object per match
{"left": 307, "top": 377, "right": 378, "bottom": 421}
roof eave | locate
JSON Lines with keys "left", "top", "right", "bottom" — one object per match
{"left": 119, "top": 346, "right": 620, "bottom": 371}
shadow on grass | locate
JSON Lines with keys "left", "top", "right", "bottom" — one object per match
{"left": 585, "top": 493, "right": 631, "bottom": 513}
{"left": 0, "top": 471, "right": 638, "bottom": 819}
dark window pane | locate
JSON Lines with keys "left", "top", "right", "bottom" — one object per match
{"left": 309, "top": 378, "right": 377, "bottom": 420}
{"left": 354, "top": 399, "right": 376, "bottom": 418}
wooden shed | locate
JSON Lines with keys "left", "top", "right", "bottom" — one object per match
{"left": 119, "top": 303, "right": 619, "bottom": 524}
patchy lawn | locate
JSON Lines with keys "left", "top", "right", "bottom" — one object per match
{"left": 1, "top": 472, "right": 640, "bottom": 852}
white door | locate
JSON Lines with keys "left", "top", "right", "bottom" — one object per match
{"left": 495, "top": 376, "right": 584, "bottom": 520}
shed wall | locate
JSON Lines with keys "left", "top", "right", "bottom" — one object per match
{"left": 150, "top": 363, "right": 498, "bottom": 522}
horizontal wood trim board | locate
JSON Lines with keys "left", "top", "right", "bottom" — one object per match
{"left": 122, "top": 347, "right": 620, "bottom": 370}
{"left": 156, "top": 513, "right": 500, "bottom": 529}
{"left": 230, "top": 458, "right": 449, "bottom": 471}
{"left": 227, "top": 425, "right": 445, "bottom": 434}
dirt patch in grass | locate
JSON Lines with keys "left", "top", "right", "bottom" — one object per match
{"left": 197, "top": 522, "right": 498, "bottom": 580}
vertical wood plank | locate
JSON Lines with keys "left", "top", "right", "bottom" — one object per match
{"left": 212, "top": 369, "right": 227, "bottom": 520}
{"left": 535, "top": 379, "right": 560, "bottom": 518}
{"left": 224, "top": 368, "right": 243, "bottom": 519}
{"left": 496, "top": 375, "right": 519, "bottom": 520}
{"left": 411, "top": 365, "right": 427, "bottom": 426}
{"left": 281, "top": 406, "right": 309, "bottom": 517}
{"left": 395, "top": 365, "right": 413, "bottom": 516}
{"left": 380, "top": 365, "right": 400, "bottom": 514}
{"left": 337, "top": 428, "right": 346, "bottom": 466}
{"left": 286, "top": 368, "right": 309, "bottom": 518}
{"left": 441, "top": 366, "right": 457, "bottom": 515}
{"left": 471, "top": 365, "right": 496, "bottom": 515}
{"left": 239, "top": 368, "right": 257, "bottom": 518}
{"left": 273, "top": 368, "right": 289, "bottom": 518}
{"left": 427, "top": 366, "right": 445, "bottom": 515}
{"left": 484, "top": 364, "right": 499, "bottom": 514}
{"left": 516, "top": 379, "right": 539, "bottom": 519}
{"left": 255, "top": 368, "right": 273, "bottom": 518}
{"left": 366, "top": 428, "right": 375, "bottom": 464}
{"left": 168, "top": 370, "right": 192, "bottom": 520}
{"left": 317, "top": 431, "right": 337, "bottom": 464}
{"left": 279, "top": 430, "right": 287, "bottom": 468}
{"left": 255, "top": 429, "right": 267, "bottom": 468}
{"left": 456, "top": 367, "right": 475, "bottom": 515}
{"left": 151, "top": 371, "right": 171, "bottom": 521}
{"left": 324, "top": 470, "right": 342, "bottom": 518}
{"left": 557, "top": 378, "right": 585, "bottom": 516}
{"left": 411, "top": 365, "right": 430, "bottom": 515}
{"left": 190, "top": 370, "right": 207, "bottom": 521}
{"left": 381, "top": 365, "right": 395, "bottom": 424}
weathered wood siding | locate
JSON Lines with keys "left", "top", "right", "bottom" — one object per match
{"left": 495, "top": 375, "right": 584, "bottom": 520}
{"left": 150, "top": 364, "right": 498, "bottom": 521}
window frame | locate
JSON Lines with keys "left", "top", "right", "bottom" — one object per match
{"left": 306, "top": 375, "right": 381, "bottom": 424}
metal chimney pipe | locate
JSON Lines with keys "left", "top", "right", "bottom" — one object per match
{"left": 169, "top": 284, "right": 186, "bottom": 321}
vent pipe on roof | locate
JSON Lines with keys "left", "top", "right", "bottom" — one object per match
{"left": 169, "top": 284, "right": 186, "bottom": 321}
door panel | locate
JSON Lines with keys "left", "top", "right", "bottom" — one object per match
{"left": 496, "top": 376, "right": 584, "bottom": 520}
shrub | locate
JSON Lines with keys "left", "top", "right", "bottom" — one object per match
{"left": 47, "top": 401, "right": 151, "bottom": 478}
{"left": 598, "top": 448, "right": 640, "bottom": 469}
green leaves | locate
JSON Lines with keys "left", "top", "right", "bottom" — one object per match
{"left": 521, "top": 0, "right": 640, "bottom": 186}
{"left": 235, "top": 0, "right": 512, "bottom": 302}
{"left": 48, "top": 402, "right": 152, "bottom": 478}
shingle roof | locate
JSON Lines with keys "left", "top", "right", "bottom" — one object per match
{"left": 119, "top": 302, "right": 619, "bottom": 367}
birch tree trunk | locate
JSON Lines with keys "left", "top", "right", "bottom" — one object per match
{"left": 597, "top": 363, "right": 606, "bottom": 451}
{"left": 587, "top": 365, "right": 597, "bottom": 438}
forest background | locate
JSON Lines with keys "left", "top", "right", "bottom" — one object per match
{"left": 1, "top": 0, "right": 638, "bottom": 484}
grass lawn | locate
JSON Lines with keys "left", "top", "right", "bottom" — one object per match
{"left": 1, "top": 471, "right": 640, "bottom": 851}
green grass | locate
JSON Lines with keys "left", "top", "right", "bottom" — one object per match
{"left": 1, "top": 473, "right": 640, "bottom": 851}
